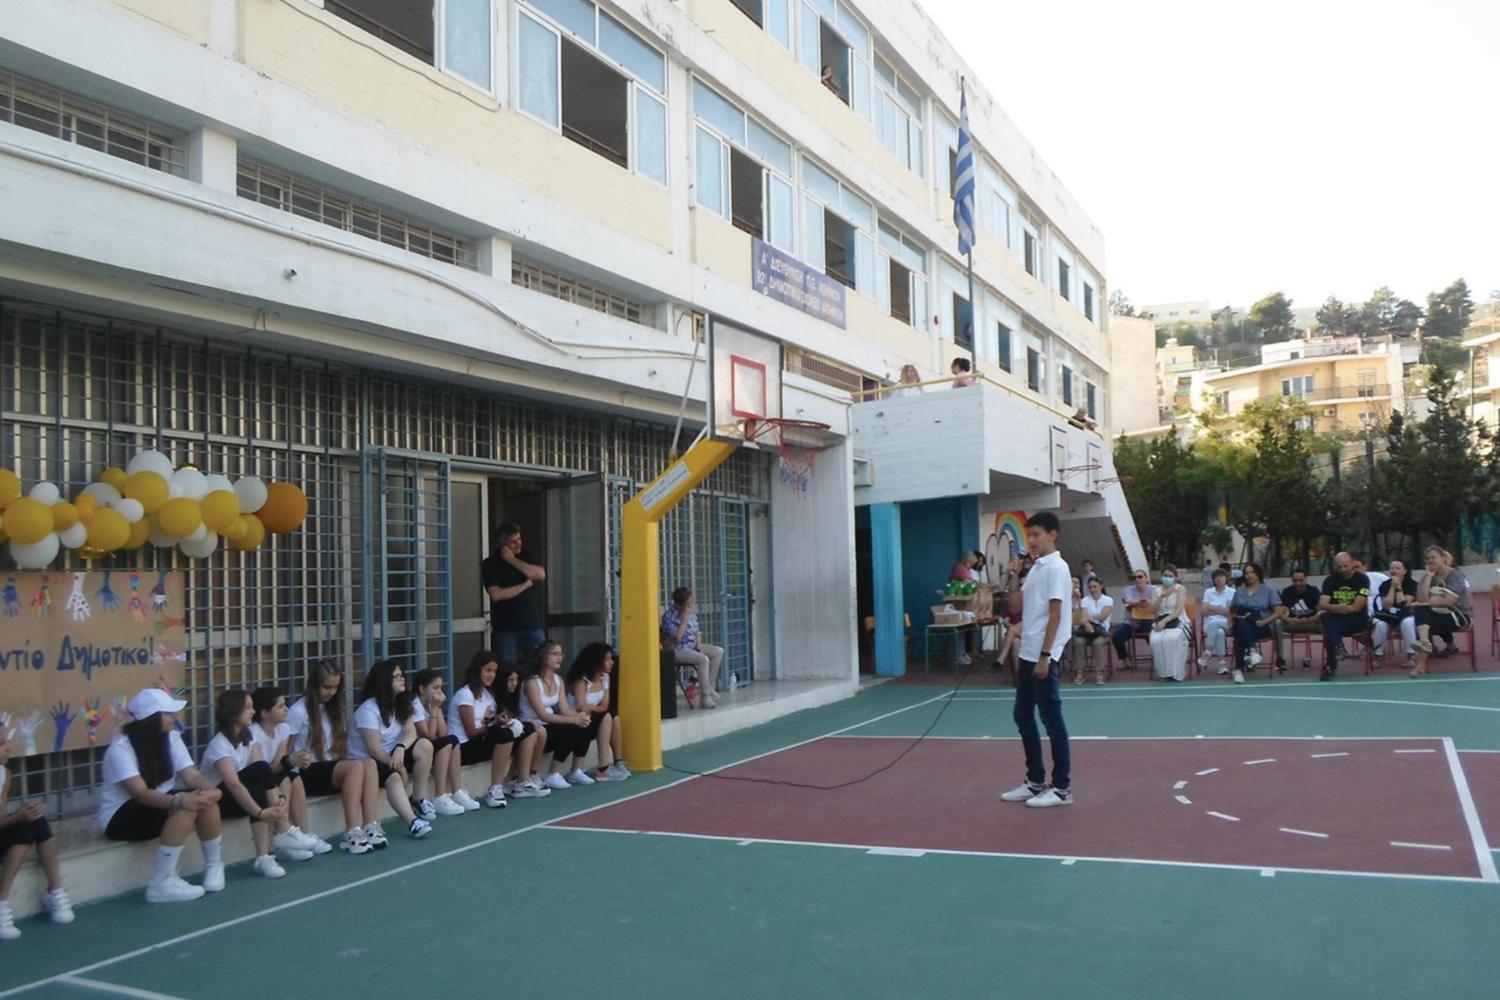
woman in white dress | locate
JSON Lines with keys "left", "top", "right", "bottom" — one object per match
{"left": 1148, "top": 566, "right": 1191, "bottom": 682}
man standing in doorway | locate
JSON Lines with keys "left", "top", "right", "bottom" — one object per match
{"left": 482, "top": 522, "right": 547, "bottom": 664}
{"left": 661, "top": 587, "right": 724, "bottom": 709}
{"left": 1317, "top": 551, "right": 1370, "bottom": 682}
{"left": 1000, "top": 511, "right": 1072, "bottom": 808}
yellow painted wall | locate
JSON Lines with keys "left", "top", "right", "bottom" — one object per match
{"left": 112, "top": 0, "right": 210, "bottom": 43}
{"left": 689, "top": 207, "right": 751, "bottom": 283}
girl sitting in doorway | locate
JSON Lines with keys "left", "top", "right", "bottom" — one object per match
{"left": 520, "top": 641, "right": 593, "bottom": 791}
{"left": 568, "top": 643, "right": 630, "bottom": 782}
{"left": 412, "top": 668, "right": 474, "bottom": 815}
{"left": 349, "top": 660, "right": 433, "bottom": 839}
{"left": 200, "top": 689, "right": 293, "bottom": 880}
{"left": 249, "top": 687, "right": 331, "bottom": 857}
{"left": 286, "top": 660, "right": 377, "bottom": 854}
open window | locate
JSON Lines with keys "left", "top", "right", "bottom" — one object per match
{"left": 889, "top": 259, "right": 912, "bottom": 324}
{"left": 731, "top": 0, "right": 764, "bottom": 24}
{"left": 819, "top": 21, "right": 850, "bottom": 103}
{"left": 1023, "top": 231, "right": 1038, "bottom": 277}
{"left": 328, "top": 0, "right": 435, "bottom": 63}
{"left": 730, "top": 148, "right": 764, "bottom": 239}
{"left": 1061, "top": 366, "right": 1074, "bottom": 406}
{"left": 1057, "top": 258, "right": 1071, "bottom": 301}
{"left": 953, "top": 293, "right": 973, "bottom": 352}
{"left": 1026, "top": 347, "right": 1041, "bottom": 392}
{"left": 824, "top": 209, "right": 854, "bottom": 288}
{"left": 997, "top": 322, "right": 1012, "bottom": 373}
{"left": 561, "top": 38, "right": 628, "bottom": 168}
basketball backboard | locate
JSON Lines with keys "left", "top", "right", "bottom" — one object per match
{"left": 706, "top": 315, "right": 783, "bottom": 443}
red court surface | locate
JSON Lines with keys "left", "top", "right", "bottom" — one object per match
{"left": 1459, "top": 751, "right": 1500, "bottom": 843}
{"left": 555, "top": 737, "right": 1499, "bottom": 881}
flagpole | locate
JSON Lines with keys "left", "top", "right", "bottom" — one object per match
{"left": 959, "top": 77, "right": 977, "bottom": 367}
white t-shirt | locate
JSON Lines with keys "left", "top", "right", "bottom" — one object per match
{"left": 286, "top": 698, "right": 335, "bottom": 759}
{"left": 1080, "top": 593, "right": 1114, "bottom": 624}
{"left": 95, "top": 730, "right": 195, "bottom": 832}
{"left": 1201, "top": 586, "right": 1236, "bottom": 616}
{"left": 349, "top": 698, "right": 403, "bottom": 759}
{"left": 519, "top": 674, "right": 563, "bottom": 724}
{"left": 1021, "top": 550, "right": 1072, "bottom": 662}
{"left": 199, "top": 732, "right": 254, "bottom": 787}
{"left": 1365, "top": 572, "right": 1389, "bottom": 612}
{"left": 448, "top": 687, "right": 497, "bottom": 745}
{"left": 582, "top": 675, "right": 610, "bottom": 707}
{"left": 249, "top": 722, "right": 290, "bottom": 767}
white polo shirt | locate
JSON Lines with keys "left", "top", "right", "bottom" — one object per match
{"left": 1021, "top": 549, "right": 1072, "bottom": 662}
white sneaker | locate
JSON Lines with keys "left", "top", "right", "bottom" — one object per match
{"left": 1025, "top": 787, "right": 1073, "bottom": 808}
{"left": 0, "top": 901, "right": 19, "bottom": 940}
{"left": 527, "top": 775, "right": 553, "bottom": 796}
{"left": 594, "top": 766, "right": 626, "bottom": 782}
{"left": 272, "top": 829, "right": 309, "bottom": 856}
{"left": 433, "top": 794, "right": 466, "bottom": 816}
{"left": 508, "top": 779, "right": 544, "bottom": 798}
{"left": 408, "top": 817, "right": 432, "bottom": 839}
{"left": 485, "top": 785, "right": 508, "bottom": 809}
{"left": 286, "top": 825, "right": 326, "bottom": 853}
{"left": 1232, "top": 669, "right": 1245, "bottom": 685}
{"left": 340, "top": 828, "right": 372, "bottom": 855}
{"left": 543, "top": 772, "right": 571, "bottom": 791}
{"left": 416, "top": 799, "right": 437, "bottom": 822}
{"left": 1247, "top": 650, "right": 1263, "bottom": 669}
{"left": 1196, "top": 653, "right": 1211, "bottom": 668}
{"left": 1217, "top": 666, "right": 1231, "bottom": 676}
{"left": 954, "top": 654, "right": 973, "bottom": 667}
{"left": 1000, "top": 782, "right": 1044, "bottom": 802}
{"left": 253, "top": 855, "right": 286, "bottom": 880}
{"left": 566, "top": 769, "right": 596, "bottom": 786}
{"left": 362, "top": 822, "right": 389, "bottom": 849}
{"left": 611, "top": 761, "right": 632, "bottom": 779}
{"left": 43, "top": 888, "right": 75, "bottom": 925}
{"left": 277, "top": 844, "right": 314, "bottom": 863}
{"left": 453, "top": 789, "right": 481, "bottom": 811}
{"left": 145, "top": 875, "right": 205, "bottom": 904}
{"left": 201, "top": 863, "right": 225, "bottom": 893}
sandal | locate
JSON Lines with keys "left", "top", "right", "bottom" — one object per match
{"left": 1408, "top": 666, "right": 1427, "bottom": 678}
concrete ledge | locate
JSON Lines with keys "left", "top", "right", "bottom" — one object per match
{"left": 661, "top": 678, "right": 859, "bottom": 751}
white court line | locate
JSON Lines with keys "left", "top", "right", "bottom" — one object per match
{"left": 1196, "top": 768, "right": 1220, "bottom": 776}
{"left": 1394, "top": 749, "right": 1437, "bottom": 754}
{"left": 1390, "top": 841, "right": 1453, "bottom": 852}
{"left": 58, "top": 977, "right": 192, "bottom": 1000}
{"left": 1280, "top": 828, "right": 1330, "bottom": 840}
{"left": 1175, "top": 795, "right": 1193, "bottom": 805}
{"left": 1207, "top": 811, "right": 1241, "bottom": 823}
{"left": 551, "top": 825, "right": 1494, "bottom": 886}
{"left": 949, "top": 674, "right": 1500, "bottom": 693}
{"left": 1442, "top": 737, "right": 1500, "bottom": 883}
{"left": 0, "top": 692, "right": 952, "bottom": 1000}
{"left": 1260, "top": 869, "right": 1276, "bottom": 878}
{"left": 1458, "top": 749, "right": 1500, "bottom": 754}
{"left": 1173, "top": 780, "right": 1188, "bottom": 790}
{"left": 866, "top": 847, "right": 926, "bottom": 857}
{"left": 1244, "top": 758, "right": 1277, "bottom": 766}
{"left": 1311, "top": 752, "right": 1351, "bottom": 759}
{"left": 1061, "top": 858, "right": 1078, "bottom": 866}
{"left": 945, "top": 693, "right": 1500, "bottom": 713}
{"left": 829, "top": 734, "right": 1450, "bottom": 746}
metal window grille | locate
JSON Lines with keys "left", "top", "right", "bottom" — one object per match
{"left": 511, "top": 257, "right": 647, "bottom": 325}
{"left": 0, "top": 69, "right": 185, "bottom": 176}
{"left": 0, "top": 297, "right": 767, "bottom": 815}
{"left": 784, "top": 345, "right": 865, "bottom": 396}
{"left": 235, "top": 160, "right": 476, "bottom": 270}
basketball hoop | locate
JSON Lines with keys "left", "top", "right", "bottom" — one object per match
{"left": 745, "top": 417, "right": 831, "bottom": 500}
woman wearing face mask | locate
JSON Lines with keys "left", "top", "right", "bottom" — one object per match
{"left": 1148, "top": 566, "right": 1191, "bottom": 682}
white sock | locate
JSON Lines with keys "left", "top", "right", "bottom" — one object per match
{"left": 201, "top": 836, "right": 223, "bottom": 867}
{"left": 153, "top": 844, "right": 184, "bottom": 884}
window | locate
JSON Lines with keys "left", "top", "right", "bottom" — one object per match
{"left": 730, "top": 0, "right": 763, "bottom": 24}
{"left": 1057, "top": 258, "right": 1071, "bottom": 300}
{"left": 953, "top": 293, "right": 973, "bottom": 352}
{"left": 327, "top": 0, "right": 493, "bottom": 88}
{"left": 1083, "top": 283, "right": 1095, "bottom": 322}
{"left": 1294, "top": 415, "right": 1315, "bottom": 432}
{"left": 1023, "top": 231, "right": 1038, "bottom": 277}
{"left": 517, "top": 2, "right": 667, "bottom": 183}
{"left": 1026, "top": 347, "right": 1043, "bottom": 393}
{"left": 996, "top": 322, "right": 1012, "bottom": 372}
{"left": 824, "top": 208, "right": 854, "bottom": 287}
{"left": 979, "top": 162, "right": 1013, "bottom": 248}
{"left": 512, "top": 255, "right": 647, "bottom": 323}
{"left": 1282, "top": 375, "right": 1314, "bottom": 398}
{"left": 1214, "top": 390, "right": 1231, "bottom": 411}
{"left": 693, "top": 80, "right": 795, "bottom": 250}
{"left": 878, "top": 221, "right": 926, "bottom": 329}
{"left": 0, "top": 69, "right": 184, "bottom": 175}
{"left": 442, "top": 0, "right": 493, "bottom": 88}
{"left": 328, "top": 0, "right": 434, "bottom": 62}
{"left": 237, "top": 160, "right": 476, "bottom": 269}
{"left": 802, "top": 156, "right": 876, "bottom": 298}
{"left": 1086, "top": 382, "right": 1097, "bottom": 420}
{"left": 873, "top": 55, "right": 923, "bottom": 177}
{"left": 1061, "top": 366, "right": 1074, "bottom": 406}
{"left": 796, "top": 1, "right": 869, "bottom": 111}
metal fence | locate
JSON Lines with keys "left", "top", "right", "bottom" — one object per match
{"left": 0, "top": 298, "right": 769, "bottom": 814}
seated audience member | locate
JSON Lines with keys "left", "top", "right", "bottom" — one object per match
{"left": 1, "top": 715, "right": 74, "bottom": 938}
{"left": 494, "top": 664, "right": 548, "bottom": 799}
{"left": 1196, "top": 569, "right": 1235, "bottom": 674}
{"left": 993, "top": 587, "right": 1024, "bottom": 675}
{"left": 520, "top": 641, "right": 593, "bottom": 791}
{"left": 1231, "top": 562, "right": 1284, "bottom": 683}
{"left": 412, "top": 668, "right": 471, "bottom": 816}
{"left": 200, "top": 690, "right": 293, "bottom": 880}
{"left": 1148, "top": 566, "right": 1192, "bottom": 682}
{"left": 1352, "top": 556, "right": 1388, "bottom": 616}
{"left": 1111, "top": 570, "right": 1158, "bottom": 661}
{"left": 1072, "top": 577, "right": 1113, "bottom": 684}
{"left": 662, "top": 587, "right": 726, "bottom": 705}
{"left": 286, "top": 660, "right": 378, "bottom": 854}
{"left": 1080, "top": 559, "right": 1099, "bottom": 590}
{"left": 96, "top": 688, "right": 224, "bottom": 903}
{"left": 1277, "top": 568, "right": 1324, "bottom": 669}
{"left": 1317, "top": 551, "right": 1372, "bottom": 682}
{"left": 891, "top": 364, "right": 923, "bottom": 398}
{"left": 569, "top": 643, "right": 630, "bottom": 782}
{"left": 249, "top": 688, "right": 330, "bottom": 858}
{"left": 448, "top": 651, "right": 525, "bottom": 809}
{"left": 348, "top": 661, "right": 433, "bottom": 839}
{"left": 1408, "top": 547, "right": 1472, "bottom": 678}
{"left": 950, "top": 357, "right": 975, "bottom": 388}
{"left": 1371, "top": 559, "right": 1419, "bottom": 665}
{"left": 950, "top": 551, "right": 980, "bottom": 584}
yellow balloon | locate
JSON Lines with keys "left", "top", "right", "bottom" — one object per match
{"left": 228, "top": 513, "right": 266, "bottom": 551}
{"left": 3, "top": 497, "right": 53, "bottom": 545}
{"left": 122, "top": 516, "right": 151, "bottom": 550}
{"left": 74, "top": 493, "right": 99, "bottom": 523}
{"left": 200, "top": 490, "right": 242, "bottom": 533}
{"left": 123, "top": 471, "right": 169, "bottom": 513}
{"left": 158, "top": 497, "right": 203, "bottom": 539}
{"left": 77, "top": 545, "right": 105, "bottom": 561}
{"left": 100, "top": 467, "right": 129, "bottom": 491}
{"left": 86, "top": 508, "right": 130, "bottom": 552}
{"left": 224, "top": 515, "right": 249, "bottom": 541}
{"left": 0, "top": 469, "right": 20, "bottom": 509}
{"left": 51, "top": 501, "right": 80, "bottom": 532}
{"left": 259, "top": 482, "right": 308, "bottom": 534}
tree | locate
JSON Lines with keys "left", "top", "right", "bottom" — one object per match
{"left": 1113, "top": 433, "right": 1212, "bottom": 569}
{"left": 1315, "top": 296, "right": 1352, "bottom": 335}
{"left": 1248, "top": 292, "right": 1297, "bottom": 343}
{"left": 1356, "top": 286, "right": 1423, "bottom": 338}
{"left": 1109, "top": 289, "right": 1138, "bottom": 316}
{"left": 1420, "top": 279, "right": 1474, "bottom": 340}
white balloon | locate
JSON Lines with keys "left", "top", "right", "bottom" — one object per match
{"left": 187, "top": 523, "right": 208, "bottom": 543}
{"left": 112, "top": 498, "right": 145, "bottom": 524}
{"left": 180, "top": 531, "right": 219, "bottom": 558}
{"left": 83, "top": 482, "right": 122, "bottom": 505}
{"left": 126, "top": 450, "right": 175, "bottom": 478}
{"left": 167, "top": 481, "right": 185, "bottom": 499}
{"left": 171, "top": 468, "right": 209, "bottom": 500}
{"left": 10, "top": 533, "right": 60, "bottom": 569}
{"left": 233, "top": 476, "right": 268, "bottom": 514}
{"left": 148, "top": 524, "right": 177, "bottom": 548}
{"left": 28, "top": 482, "right": 61, "bottom": 506}
{"left": 204, "top": 474, "right": 235, "bottom": 495}
{"left": 58, "top": 523, "right": 88, "bottom": 549}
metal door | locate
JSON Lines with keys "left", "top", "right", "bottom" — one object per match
{"left": 543, "top": 473, "right": 608, "bottom": 656}
{"left": 716, "top": 497, "right": 752, "bottom": 685}
{"left": 449, "top": 473, "right": 490, "bottom": 676}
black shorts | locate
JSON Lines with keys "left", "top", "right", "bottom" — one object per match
{"left": 302, "top": 759, "right": 342, "bottom": 798}
{"left": 430, "top": 733, "right": 460, "bottom": 754}
{"left": 105, "top": 797, "right": 180, "bottom": 842}
{"left": 217, "top": 762, "right": 275, "bottom": 820}
{"left": 0, "top": 815, "right": 52, "bottom": 852}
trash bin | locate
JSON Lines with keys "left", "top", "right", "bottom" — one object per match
{"left": 660, "top": 648, "right": 678, "bottom": 719}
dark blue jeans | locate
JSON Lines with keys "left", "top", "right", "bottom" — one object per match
{"left": 1320, "top": 613, "right": 1368, "bottom": 669}
{"left": 1232, "top": 616, "right": 1273, "bottom": 667}
{"left": 1111, "top": 619, "right": 1150, "bottom": 659}
{"left": 1013, "top": 658, "right": 1070, "bottom": 791}
{"left": 493, "top": 627, "right": 546, "bottom": 666}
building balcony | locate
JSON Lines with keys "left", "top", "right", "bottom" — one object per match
{"left": 1285, "top": 383, "right": 1392, "bottom": 404}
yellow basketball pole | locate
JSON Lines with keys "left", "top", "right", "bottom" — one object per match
{"left": 619, "top": 437, "right": 739, "bottom": 771}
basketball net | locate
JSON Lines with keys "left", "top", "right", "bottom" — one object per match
{"left": 745, "top": 419, "right": 818, "bottom": 500}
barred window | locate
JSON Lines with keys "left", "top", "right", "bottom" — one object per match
{"left": 511, "top": 256, "right": 647, "bottom": 325}
{"left": 0, "top": 69, "right": 184, "bottom": 175}
{"left": 236, "top": 160, "right": 476, "bottom": 270}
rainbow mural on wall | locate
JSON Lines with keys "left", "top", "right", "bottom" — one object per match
{"left": 982, "top": 510, "right": 1028, "bottom": 587}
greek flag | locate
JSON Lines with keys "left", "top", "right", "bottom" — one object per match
{"left": 953, "top": 83, "right": 976, "bottom": 256}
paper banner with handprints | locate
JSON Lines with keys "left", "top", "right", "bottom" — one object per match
{"left": 0, "top": 569, "right": 186, "bottom": 756}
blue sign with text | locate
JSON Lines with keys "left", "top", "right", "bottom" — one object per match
{"left": 750, "top": 238, "right": 846, "bottom": 329}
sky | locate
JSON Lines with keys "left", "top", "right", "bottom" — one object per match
{"left": 919, "top": 0, "right": 1500, "bottom": 313}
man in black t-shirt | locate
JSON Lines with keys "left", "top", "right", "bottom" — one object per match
{"left": 1277, "top": 569, "right": 1324, "bottom": 669}
{"left": 1317, "top": 551, "right": 1370, "bottom": 682}
{"left": 481, "top": 522, "right": 547, "bottom": 664}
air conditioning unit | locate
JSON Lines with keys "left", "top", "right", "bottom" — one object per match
{"left": 1323, "top": 407, "right": 1337, "bottom": 417}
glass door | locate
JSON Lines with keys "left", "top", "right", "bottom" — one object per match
{"left": 449, "top": 473, "right": 490, "bottom": 677}
{"left": 543, "top": 473, "right": 608, "bottom": 656}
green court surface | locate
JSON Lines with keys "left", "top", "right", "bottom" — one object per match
{"left": 3, "top": 676, "right": 1498, "bottom": 1000}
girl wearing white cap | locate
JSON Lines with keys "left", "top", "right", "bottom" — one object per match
{"left": 286, "top": 660, "right": 378, "bottom": 854}
{"left": 349, "top": 660, "right": 432, "bottom": 840}
{"left": 1, "top": 715, "right": 74, "bottom": 940}
{"left": 199, "top": 690, "right": 301, "bottom": 880}
{"left": 95, "top": 687, "right": 224, "bottom": 904}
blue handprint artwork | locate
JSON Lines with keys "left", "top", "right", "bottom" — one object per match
{"left": 95, "top": 571, "right": 121, "bottom": 613}
{"left": 151, "top": 572, "right": 169, "bottom": 613}
{"left": 2, "top": 575, "right": 18, "bottom": 617}
{"left": 50, "top": 702, "right": 76, "bottom": 753}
